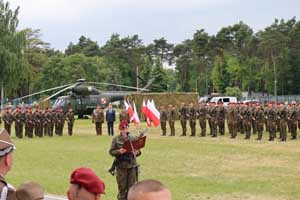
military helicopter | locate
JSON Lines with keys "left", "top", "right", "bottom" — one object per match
{"left": 12, "top": 78, "right": 152, "bottom": 118}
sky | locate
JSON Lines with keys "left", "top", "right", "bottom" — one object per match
{"left": 9, "top": 0, "right": 300, "bottom": 51}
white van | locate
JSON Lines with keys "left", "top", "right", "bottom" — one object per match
{"left": 209, "top": 96, "right": 237, "bottom": 106}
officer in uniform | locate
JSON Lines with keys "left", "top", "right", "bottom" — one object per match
{"left": 159, "top": 105, "right": 167, "bottom": 136}
{"left": 92, "top": 105, "right": 104, "bottom": 136}
{"left": 55, "top": 107, "right": 65, "bottom": 136}
{"left": 288, "top": 101, "right": 298, "bottom": 140}
{"left": 250, "top": 103, "right": 258, "bottom": 134}
{"left": 119, "top": 107, "right": 130, "bottom": 123}
{"left": 278, "top": 102, "right": 287, "bottom": 141}
{"left": 242, "top": 103, "right": 252, "bottom": 139}
{"left": 197, "top": 101, "right": 207, "bottom": 137}
{"left": 65, "top": 107, "right": 75, "bottom": 136}
{"left": 109, "top": 120, "right": 141, "bottom": 200}
{"left": 13, "top": 106, "right": 24, "bottom": 138}
{"left": 43, "top": 108, "right": 50, "bottom": 136}
{"left": 188, "top": 101, "right": 197, "bottom": 136}
{"left": 267, "top": 102, "right": 277, "bottom": 141}
{"left": 208, "top": 102, "right": 218, "bottom": 137}
{"left": 167, "top": 103, "right": 176, "bottom": 136}
{"left": 0, "top": 129, "right": 16, "bottom": 199}
{"left": 227, "top": 102, "right": 238, "bottom": 139}
{"left": 255, "top": 104, "right": 265, "bottom": 140}
{"left": 178, "top": 102, "right": 188, "bottom": 136}
{"left": 217, "top": 102, "right": 225, "bottom": 135}
{"left": 48, "top": 107, "right": 55, "bottom": 136}
{"left": 25, "top": 106, "right": 34, "bottom": 138}
{"left": 33, "top": 107, "right": 42, "bottom": 137}
{"left": 2, "top": 106, "right": 13, "bottom": 135}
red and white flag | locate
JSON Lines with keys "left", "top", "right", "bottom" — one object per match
{"left": 124, "top": 100, "right": 134, "bottom": 122}
{"left": 132, "top": 101, "right": 140, "bottom": 125}
{"left": 142, "top": 100, "right": 152, "bottom": 127}
{"left": 147, "top": 99, "right": 160, "bottom": 126}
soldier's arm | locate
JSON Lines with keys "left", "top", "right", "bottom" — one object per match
{"left": 109, "top": 138, "right": 122, "bottom": 157}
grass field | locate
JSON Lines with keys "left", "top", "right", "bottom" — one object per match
{"left": 3, "top": 119, "right": 300, "bottom": 200}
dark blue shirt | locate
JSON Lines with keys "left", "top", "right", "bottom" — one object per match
{"left": 106, "top": 109, "right": 116, "bottom": 123}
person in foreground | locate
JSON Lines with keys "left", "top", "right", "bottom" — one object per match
{"left": 0, "top": 128, "right": 16, "bottom": 199}
{"left": 127, "top": 179, "right": 172, "bottom": 200}
{"left": 109, "top": 120, "right": 141, "bottom": 200}
{"left": 67, "top": 167, "right": 105, "bottom": 200}
{"left": 12, "top": 181, "right": 44, "bottom": 200}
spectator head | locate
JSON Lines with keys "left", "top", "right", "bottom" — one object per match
{"left": 68, "top": 167, "right": 105, "bottom": 200}
{"left": 0, "top": 129, "right": 15, "bottom": 175}
{"left": 128, "top": 179, "right": 171, "bottom": 200}
{"left": 13, "top": 181, "right": 44, "bottom": 200}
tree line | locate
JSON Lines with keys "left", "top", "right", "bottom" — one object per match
{"left": 1, "top": 1, "right": 300, "bottom": 101}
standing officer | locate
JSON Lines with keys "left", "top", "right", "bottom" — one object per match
{"left": 250, "top": 103, "right": 258, "bottom": 134}
{"left": 167, "top": 103, "right": 176, "bottom": 136}
{"left": 65, "top": 107, "right": 75, "bottom": 136}
{"left": 197, "top": 101, "right": 207, "bottom": 137}
{"left": 217, "top": 102, "right": 225, "bottom": 135}
{"left": 33, "top": 106, "right": 42, "bottom": 137}
{"left": 2, "top": 106, "right": 13, "bottom": 135}
{"left": 25, "top": 106, "right": 34, "bottom": 138}
{"left": 43, "top": 108, "right": 50, "bottom": 136}
{"left": 255, "top": 104, "right": 265, "bottom": 140}
{"left": 109, "top": 120, "right": 141, "bottom": 200}
{"left": 106, "top": 103, "right": 116, "bottom": 136}
{"left": 13, "top": 106, "right": 24, "bottom": 138}
{"left": 93, "top": 105, "right": 104, "bottom": 136}
{"left": 288, "top": 101, "right": 298, "bottom": 140}
{"left": 278, "top": 103, "right": 287, "bottom": 141}
{"left": 242, "top": 103, "right": 252, "bottom": 140}
{"left": 178, "top": 102, "right": 188, "bottom": 136}
{"left": 227, "top": 102, "right": 238, "bottom": 139}
{"left": 119, "top": 106, "right": 130, "bottom": 123}
{"left": 159, "top": 105, "right": 167, "bottom": 136}
{"left": 48, "top": 107, "right": 55, "bottom": 136}
{"left": 267, "top": 102, "right": 277, "bottom": 141}
{"left": 55, "top": 107, "right": 65, "bottom": 136}
{"left": 208, "top": 102, "right": 218, "bottom": 137}
{"left": 188, "top": 101, "right": 197, "bottom": 136}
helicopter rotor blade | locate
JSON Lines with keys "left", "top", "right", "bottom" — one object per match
{"left": 142, "top": 78, "right": 155, "bottom": 90}
{"left": 11, "top": 84, "right": 74, "bottom": 102}
{"left": 87, "top": 82, "right": 149, "bottom": 91}
{"left": 40, "top": 83, "right": 79, "bottom": 102}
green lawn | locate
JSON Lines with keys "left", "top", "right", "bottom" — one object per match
{"left": 3, "top": 119, "right": 300, "bottom": 200}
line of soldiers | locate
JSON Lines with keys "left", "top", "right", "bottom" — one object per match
{"left": 159, "top": 101, "right": 300, "bottom": 142}
{"left": 0, "top": 105, "right": 75, "bottom": 138}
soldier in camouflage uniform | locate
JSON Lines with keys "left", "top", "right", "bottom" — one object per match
{"left": 236, "top": 103, "right": 243, "bottom": 133}
{"left": 227, "top": 102, "right": 238, "bottom": 139}
{"left": 119, "top": 107, "right": 130, "bottom": 123}
{"left": 65, "top": 107, "right": 75, "bottom": 136}
{"left": 178, "top": 102, "right": 188, "bottom": 136}
{"left": 217, "top": 102, "right": 225, "bottom": 135}
{"left": 264, "top": 103, "right": 270, "bottom": 133}
{"left": 55, "top": 107, "right": 65, "bottom": 136}
{"left": 288, "top": 101, "right": 298, "bottom": 140}
{"left": 33, "top": 107, "right": 42, "bottom": 137}
{"left": 188, "top": 102, "right": 197, "bottom": 136}
{"left": 2, "top": 106, "right": 13, "bottom": 135}
{"left": 159, "top": 105, "right": 167, "bottom": 136}
{"left": 13, "top": 106, "right": 24, "bottom": 138}
{"left": 267, "top": 102, "right": 277, "bottom": 141}
{"left": 241, "top": 103, "right": 252, "bottom": 139}
{"left": 167, "top": 103, "right": 176, "bottom": 136}
{"left": 208, "top": 102, "right": 218, "bottom": 137}
{"left": 278, "top": 103, "right": 287, "bottom": 141}
{"left": 197, "top": 101, "right": 207, "bottom": 137}
{"left": 25, "top": 107, "right": 34, "bottom": 138}
{"left": 48, "top": 107, "right": 55, "bottom": 136}
{"left": 251, "top": 103, "right": 258, "bottom": 134}
{"left": 255, "top": 104, "right": 265, "bottom": 140}
{"left": 43, "top": 108, "right": 50, "bottom": 136}
{"left": 109, "top": 120, "right": 141, "bottom": 200}
{"left": 92, "top": 105, "right": 104, "bottom": 136}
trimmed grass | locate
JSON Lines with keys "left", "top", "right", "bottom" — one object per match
{"left": 3, "top": 119, "right": 300, "bottom": 200}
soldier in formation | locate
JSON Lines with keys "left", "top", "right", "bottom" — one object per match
{"left": 159, "top": 105, "right": 167, "bottom": 136}
{"left": 188, "top": 101, "right": 197, "bottom": 136}
{"left": 167, "top": 103, "right": 176, "bottom": 136}
{"left": 92, "top": 105, "right": 104, "bottom": 136}
{"left": 178, "top": 102, "right": 188, "bottom": 136}
{"left": 65, "top": 107, "right": 75, "bottom": 136}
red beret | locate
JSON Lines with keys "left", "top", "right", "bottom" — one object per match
{"left": 70, "top": 167, "right": 105, "bottom": 195}
{"left": 119, "top": 120, "right": 129, "bottom": 130}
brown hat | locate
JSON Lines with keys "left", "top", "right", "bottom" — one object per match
{"left": 0, "top": 129, "right": 15, "bottom": 157}
{"left": 14, "top": 182, "right": 44, "bottom": 200}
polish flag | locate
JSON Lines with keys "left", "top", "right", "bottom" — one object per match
{"left": 132, "top": 101, "right": 140, "bottom": 125}
{"left": 124, "top": 100, "right": 134, "bottom": 122}
{"left": 147, "top": 99, "right": 160, "bottom": 126}
{"left": 142, "top": 100, "right": 152, "bottom": 127}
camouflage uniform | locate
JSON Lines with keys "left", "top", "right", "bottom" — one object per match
{"left": 2, "top": 110, "right": 13, "bottom": 135}
{"left": 251, "top": 105, "right": 257, "bottom": 134}
{"left": 217, "top": 104, "right": 225, "bottom": 135}
{"left": 227, "top": 104, "right": 238, "bottom": 138}
{"left": 43, "top": 110, "right": 51, "bottom": 136}
{"left": 288, "top": 105, "right": 298, "bottom": 140}
{"left": 178, "top": 103, "right": 188, "bottom": 136}
{"left": 160, "top": 107, "right": 167, "bottom": 136}
{"left": 92, "top": 108, "right": 104, "bottom": 135}
{"left": 208, "top": 104, "right": 218, "bottom": 137}
{"left": 25, "top": 110, "right": 34, "bottom": 138}
{"left": 65, "top": 110, "right": 75, "bottom": 136}
{"left": 197, "top": 104, "right": 207, "bottom": 137}
{"left": 49, "top": 110, "right": 55, "bottom": 136}
{"left": 55, "top": 110, "right": 65, "bottom": 136}
{"left": 267, "top": 106, "right": 277, "bottom": 141}
{"left": 278, "top": 106, "right": 287, "bottom": 141}
{"left": 109, "top": 133, "right": 141, "bottom": 200}
{"left": 188, "top": 103, "right": 197, "bottom": 136}
{"left": 13, "top": 109, "right": 24, "bottom": 138}
{"left": 241, "top": 106, "right": 252, "bottom": 139}
{"left": 119, "top": 109, "right": 130, "bottom": 123}
{"left": 33, "top": 110, "right": 43, "bottom": 137}
{"left": 167, "top": 105, "right": 176, "bottom": 136}
{"left": 255, "top": 107, "right": 265, "bottom": 140}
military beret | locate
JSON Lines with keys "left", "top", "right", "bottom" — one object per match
{"left": 13, "top": 182, "right": 44, "bottom": 200}
{"left": 119, "top": 120, "right": 129, "bottom": 130}
{"left": 70, "top": 167, "right": 105, "bottom": 195}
